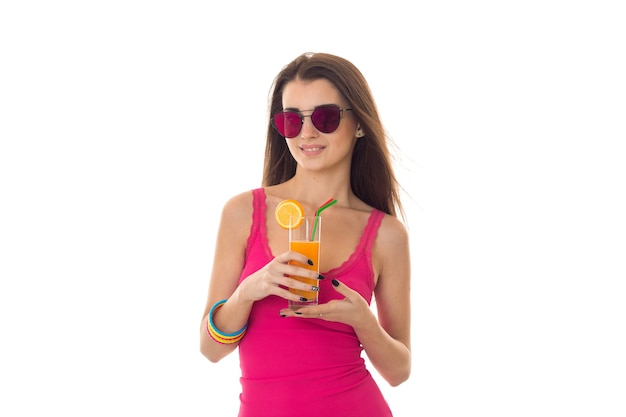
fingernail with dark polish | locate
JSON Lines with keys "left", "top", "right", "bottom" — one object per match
{"left": 280, "top": 313, "right": 286, "bottom": 318}
{"left": 295, "top": 311, "right": 303, "bottom": 315}
{"left": 311, "top": 285, "right": 319, "bottom": 292}
{"left": 307, "top": 259, "right": 314, "bottom": 266}
{"left": 332, "top": 279, "right": 339, "bottom": 287}
{"left": 318, "top": 274, "right": 325, "bottom": 280}
{"left": 300, "top": 297, "right": 308, "bottom": 302}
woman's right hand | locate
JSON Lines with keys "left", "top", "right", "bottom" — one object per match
{"left": 237, "top": 251, "right": 323, "bottom": 303}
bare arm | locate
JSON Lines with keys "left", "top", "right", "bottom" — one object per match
{"left": 357, "top": 216, "right": 411, "bottom": 386}
{"left": 199, "top": 193, "right": 253, "bottom": 362}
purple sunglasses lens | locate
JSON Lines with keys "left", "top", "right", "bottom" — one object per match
{"left": 311, "top": 106, "right": 341, "bottom": 133}
{"left": 272, "top": 106, "right": 343, "bottom": 138}
{"left": 273, "top": 112, "right": 302, "bottom": 138}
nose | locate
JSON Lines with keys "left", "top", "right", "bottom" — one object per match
{"left": 299, "top": 114, "right": 319, "bottom": 138}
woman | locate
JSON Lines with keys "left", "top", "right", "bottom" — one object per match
{"left": 200, "top": 52, "right": 411, "bottom": 417}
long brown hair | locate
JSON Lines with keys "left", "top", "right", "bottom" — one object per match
{"left": 262, "top": 52, "right": 404, "bottom": 220}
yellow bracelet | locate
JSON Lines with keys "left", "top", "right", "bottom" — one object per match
{"left": 206, "top": 300, "right": 247, "bottom": 344}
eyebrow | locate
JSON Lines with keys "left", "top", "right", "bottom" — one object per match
{"left": 282, "top": 104, "right": 338, "bottom": 112}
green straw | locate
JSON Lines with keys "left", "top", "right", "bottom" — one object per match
{"left": 311, "top": 198, "right": 337, "bottom": 241}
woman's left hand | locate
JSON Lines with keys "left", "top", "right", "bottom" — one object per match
{"left": 279, "top": 279, "right": 374, "bottom": 330}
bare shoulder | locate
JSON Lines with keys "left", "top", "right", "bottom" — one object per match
{"left": 377, "top": 213, "right": 410, "bottom": 249}
{"left": 221, "top": 190, "right": 254, "bottom": 216}
{"left": 218, "top": 190, "right": 255, "bottom": 238}
{"left": 371, "top": 213, "right": 410, "bottom": 282}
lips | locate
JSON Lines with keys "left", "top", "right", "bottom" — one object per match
{"left": 300, "top": 145, "right": 325, "bottom": 152}
{"left": 299, "top": 146, "right": 325, "bottom": 157}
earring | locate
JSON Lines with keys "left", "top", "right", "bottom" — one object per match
{"left": 356, "top": 130, "right": 364, "bottom": 138}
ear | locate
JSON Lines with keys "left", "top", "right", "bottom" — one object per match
{"left": 356, "top": 124, "right": 365, "bottom": 138}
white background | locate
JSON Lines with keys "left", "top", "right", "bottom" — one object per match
{"left": 1, "top": 1, "right": 625, "bottom": 416}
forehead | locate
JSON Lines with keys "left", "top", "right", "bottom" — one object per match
{"left": 282, "top": 78, "right": 344, "bottom": 109}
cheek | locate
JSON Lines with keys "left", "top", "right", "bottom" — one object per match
{"left": 329, "top": 136, "right": 358, "bottom": 158}
{"left": 339, "top": 118, "right": 358, "bottom": 137}
{"left": 285, "top": 139, "right": 299, "bottom": 154}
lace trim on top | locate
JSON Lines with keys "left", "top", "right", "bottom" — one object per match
{"left": 252, "top": 188, "right": 383, "bottom": 284}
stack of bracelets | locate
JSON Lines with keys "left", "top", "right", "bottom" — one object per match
{"left": 206, "top": 299, "right": 248, "bottom": 344}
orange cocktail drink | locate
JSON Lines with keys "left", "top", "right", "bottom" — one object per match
{"left": 289, "top": 240, "right": 320, "bottom": 300}
{"left": 288, "top": 216, "right": 321, "bottom": 309}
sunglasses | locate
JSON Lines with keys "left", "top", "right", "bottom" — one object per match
{"left": 272, "top": 104, "right": 352, "bottom": 138}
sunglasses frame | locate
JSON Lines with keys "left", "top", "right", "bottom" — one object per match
{"left": 272, "top": 104, "right": 353, "bottom": 138}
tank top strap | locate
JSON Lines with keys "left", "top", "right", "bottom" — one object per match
{"left": 251, "top": 188, "right": 266, "bottom": 228}
{"left": 362, "top": 209, "right": 385, "bottom": 261}
{"left": 246, "top": 188, "right": 271, "bottom": 260}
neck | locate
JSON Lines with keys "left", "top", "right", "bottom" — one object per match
{"left": 284, "top": 172, "right": 353, "bottom": 209}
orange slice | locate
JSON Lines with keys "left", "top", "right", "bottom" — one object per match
{"left": 275, "top": 199, "right": 305, "bottom": 229}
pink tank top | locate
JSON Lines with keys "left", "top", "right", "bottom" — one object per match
{"left": 236, "top": 188, "right": 392, "bottom": 417}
